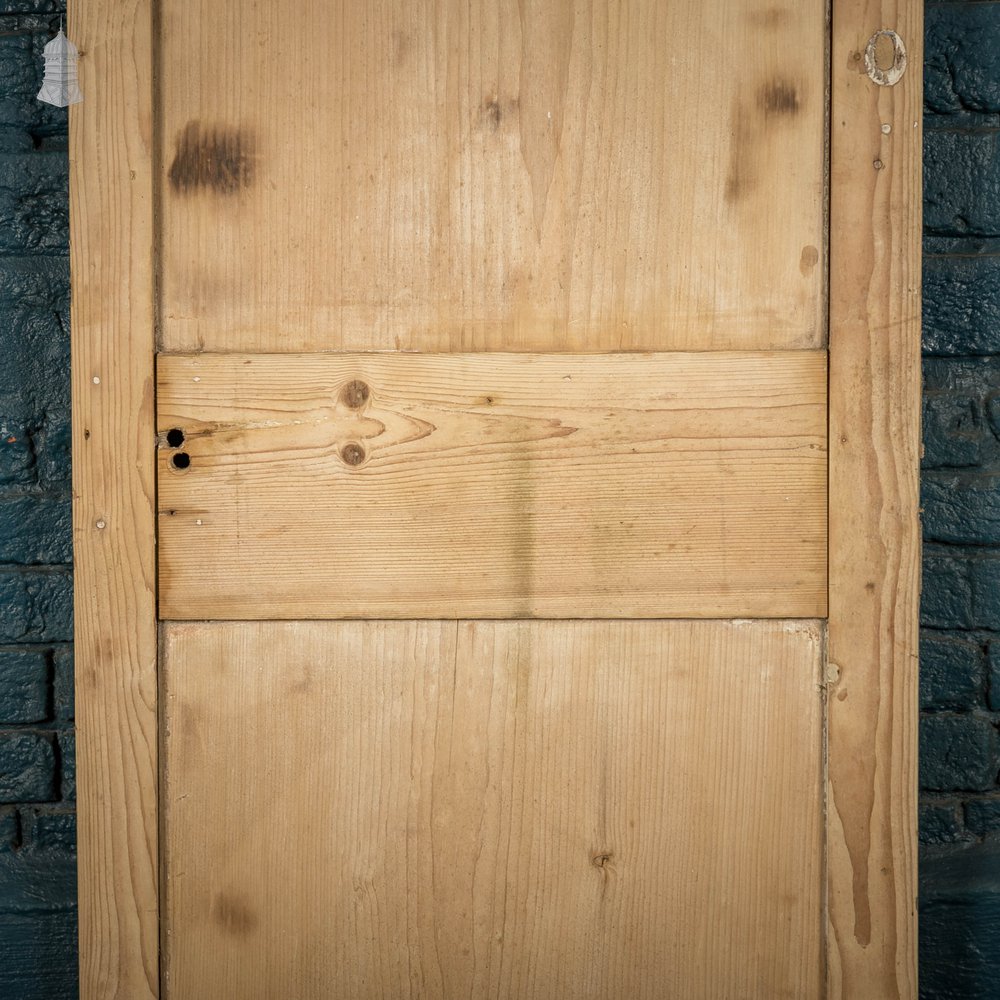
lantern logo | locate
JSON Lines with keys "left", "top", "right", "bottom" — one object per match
{"left": 37, "top": 29, "right": 83, "bottom": 108}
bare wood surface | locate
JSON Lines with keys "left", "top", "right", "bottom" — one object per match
{"left": 157, "top": 351, "right": 827, "bottom": 619}
{"left": 162, "top": 619, "right": 824, "bottom": 1000}
{"left": 827, "top": 0, "right": 922, "bottom": 996}
{"left": 69, "top": 0, "right": 159, "bottom": 996}
{"left": 157, "top": 0, "right": 826, "bottom": 353}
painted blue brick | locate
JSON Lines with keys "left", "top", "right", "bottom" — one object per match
{"left": 923, "top": 393, "right": 983, "bottom": 467}
{"left": 921, "top": 633, "right": 984, "bottom": 710}
{"left": 52, "top": 646, "right": 71, "bottom": 721}
{"left": 0, "top": 649, "right": 48, "bottom": 724}
{"left": 925, "top": 2, "right": 1000, "bottom": 120}
{"left": 964, "top": 796, "right": 1000, "bottom": 838}
{"left": 0, "top": 153, "right": 68, "bottom": 254}
{"left": 922, "top": 551, "right": 973, "bottom": 628}
{"left": 0, "top": 571, "right": 72, "bottom": 643}
{"left": 924, "top": 252, "right": 1000, "bottom": 354}
{"left": 0, "top": 18, "right": 68, "bottom": 154}
{"left": 22, "top": 807, "right": 73, "bottom": 851}
{"left": 0, "top": 495, "right": 71, "bottom": 565}
{"left": 0, "top": 258, "right": 70, "bottom": 423}
{"left": 0, "top": 846, "right": 77, "bottom": 1000}
{"left": 57, "top": 731, "right": 72, "bottom": 802}
{"left": 920, "top": 800, "right": 971, "bottom": 845}
{"left": 925, "top": 130, "right": 1000, "bottom": 237}
{"left": 0, "top": 807, "right": 17, "bottom": 849}
{"left": 0, "top": 732, "right": 55, "bottom": 803}
{"left": 921, "top": 840, "right": 1000, "bottom": 1000}
{"left": 920, "top": 714, "right": 999, "bottom": 792}
{"left": 923, "top": 474, "right": 1000, "bottom": 544}
{"left": 971, "top": 556, "right": 1000, "bottom": 628}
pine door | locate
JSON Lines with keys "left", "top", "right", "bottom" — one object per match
{"left": 70, "top": 1, "right": 922, "bottom": 997}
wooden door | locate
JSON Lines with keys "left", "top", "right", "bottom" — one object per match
{"left": 69, "top": 1, "right": 921, "bottom": 998}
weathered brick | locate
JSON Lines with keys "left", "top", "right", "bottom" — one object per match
{"left": 0, "top": 732, "right": 55, "bottom": 803}
{"left": 0, "top": 648, "right": 48, "bottom": 724}
{"left": 920, "top": 800, "right": 971, "bottom": 845}
{"left": 0, "top": 570, "right": 72, "bottom": 643}
{"left": 21, "top": 806, "right": 73, "bottom": 850}
{"left": 0, "top": 258, "right": 70, "bottom": 424}
{"left": 922, "top": 551, "right": 973, "bottom": 629}
{"left": 0, "top": 807, "right": 17, "bottom": 850}
{"left": 925, "top": 3, "right": 1000, "bottom": 121}
{"left": 57, "top": 730, "right": 72, "bottom": 802}
{"left": 921, "top": 840, "right": 1000, "bottom": 1000}
{"left": 0, "top": 19, "right": 67, "bottom": 154}
{"left": 0, "top": 494, "right": 70, "bottom": 565}
{"left": 921, "top": 633, "right": 984, "bottom": 710}
{"left": 51, "top": 646, "right": 71, "bottom": 721}
{"left": 971, "top": 556, "right": 1000, "bottom": 628}
{"left": 965, "top": 796, "right": 1000, "bottom": 838}
{"left": 923, "top": 393, "right": 984, "bottom": 467}
{"left": 923, "top": 474, "right": 1000, "bottom": 545}
{"left": 0, "top": 152, "right": 67, "bottom": 254}
{"left": 924, "top": 251, "right": 1000, "bottom": 355}
{"left": 920, "top": 714, "right": 1000, "bottom": 792}
{"left": 925, "top": 130, "right": 1000, "bottom": 237}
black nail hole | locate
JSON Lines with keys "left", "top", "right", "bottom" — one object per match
{"left": 166, "top": 427, "right": 185, "bottom": 447}
{"left": 172, "top": 452, "right": 191, "bottom": 470}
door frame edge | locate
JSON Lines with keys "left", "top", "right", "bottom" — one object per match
{"left": 827, "top": 0, "right": 922, "bottom": 996}
{"left": 69, "top": 0, "right": 160, "bottom": 996}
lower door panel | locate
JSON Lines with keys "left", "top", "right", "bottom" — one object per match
{"left": 162, "top": 619, "right": 823, "bottom": 1000}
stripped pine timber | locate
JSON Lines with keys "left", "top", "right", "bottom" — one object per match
{"left": 68, "top": 0, "right": 159, "bottom": 997}
{"left": 828, "top": 0, "right": 922, "bottom": 996}
{"left": 157, "top": 0, "right": 826, "bottom": 353}
{"left": 156, "top": 351, "right": 828, "bottom": 620}
{"left": 161, "top": 619, "right": 824, "bottom": 1000}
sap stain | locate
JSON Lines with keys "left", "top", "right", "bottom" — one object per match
{"left": 211, "top": 892, "right": 259, "bottom": 936}
{"left": 799, "top": 245, "right": 819, "bottom": 275}
{"left": 757, "top": 79, "right": 800, "bottom": 116}
{"left": 748, "top": 7, "right": 791, "bottom": 28}
{"left": 168, "top": 121, "right": 255, "bottom": 196}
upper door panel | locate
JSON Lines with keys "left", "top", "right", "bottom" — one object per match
{"left": 158, "top": 0, "right": 827, "bottom": 354}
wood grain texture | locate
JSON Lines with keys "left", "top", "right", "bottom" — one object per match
{"left": 827, "top": 0, "right": 922, "bottom": 996}
{"left": 156, "top": 351, "right": 828, "bottom": 619}
{"left": 157, "top": 0, "right": 826, "bottom": 353}
{"left": 162, "top": 619, "right": 824, "bottom": 1000}
{"left": 68, "top": 0, "right": 159, "bottom": 997}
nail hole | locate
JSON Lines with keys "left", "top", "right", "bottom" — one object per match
{"left": 172, "top": 452, "right": 191, "bottom": 470}
{"left": 166, "top": 427, "right": 185, "bottom": 447}
{"left": 341, "top": 442, "right": 366, "bottom": 466}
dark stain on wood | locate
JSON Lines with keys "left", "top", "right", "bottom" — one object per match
{"left": 211, "top": 892, "right": 259, "bottom": 936}
{"left": 757, "top": 79, "right": 800, "bottom": 116}
{"left": 168, "top": 121, "right": 255, "bottom": 196}
{"left": 748, "top": 7, "right": 790, "bottom": 28}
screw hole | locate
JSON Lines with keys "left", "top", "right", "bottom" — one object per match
{"left": 166, "top": 427, "right": 185, "bottom": 447}
{"left": 172, "top": 452, "right": 191, "bottom": 470}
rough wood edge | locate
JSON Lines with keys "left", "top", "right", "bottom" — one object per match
{"left": 69, "top": 0, "right": 159, "bottom": 996}
{"left": 827, "top": 0, "right": 921, "bottom": 996}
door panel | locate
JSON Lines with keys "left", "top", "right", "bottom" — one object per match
{"left": 157, "top": 351, "right": 827, "bottom": 619}
{"left": 162, "top": 619, "right": 824, "bottom": 1000}
{"left": 157, "top": 0, "right": 826, "bottom": 353}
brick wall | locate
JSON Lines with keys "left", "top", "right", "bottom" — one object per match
{"left": 0, "top": 3, "right": 76, "bottom": 999}
{"left": 0, "top": 3, "right": 996, "bottom": 998}
{"left": 920, "top": 2, "right": 1000, "bottom": 997}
